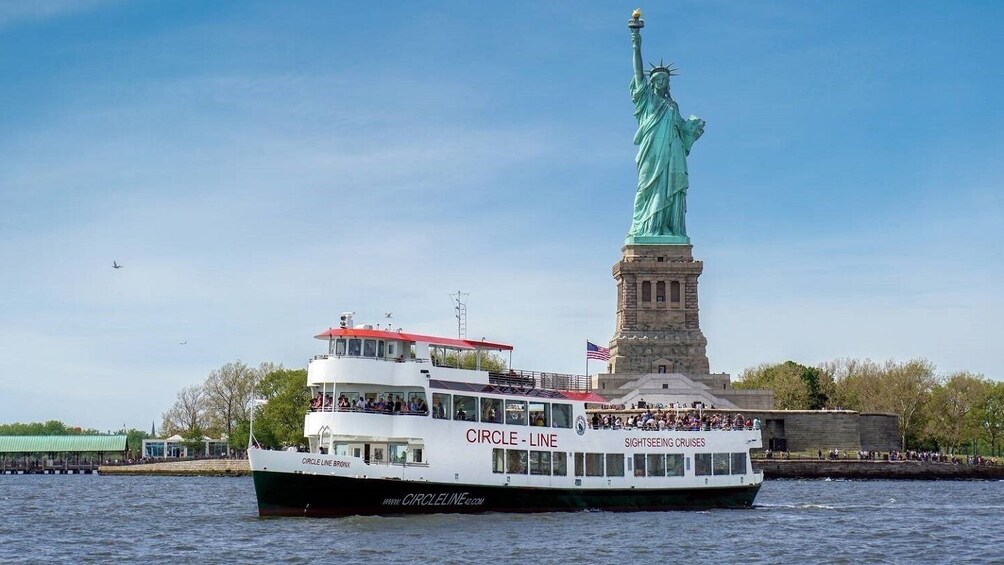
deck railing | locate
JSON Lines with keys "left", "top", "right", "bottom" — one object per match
{"left": 488, "top": 370, "right": 591, "bottom": 391}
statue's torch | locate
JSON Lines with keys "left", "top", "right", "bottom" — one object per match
{"left": 628, "top": 8, "right": 645, "bottom": 29}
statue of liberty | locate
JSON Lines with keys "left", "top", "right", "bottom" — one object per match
{"left": 626, "top": 10, "right": 705, "bottom": 244}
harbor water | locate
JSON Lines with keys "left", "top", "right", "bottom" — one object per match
{"left": 0, "top": 475, "right": 1000, "bottom": 564}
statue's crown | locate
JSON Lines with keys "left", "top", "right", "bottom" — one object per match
{"left": 649, "top": 59, "right": 679, "bottom": 77}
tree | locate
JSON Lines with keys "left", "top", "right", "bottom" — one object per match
{"left": 161, "top": 384, "right": 208, "bottom": 437}
{"left": 203, "top": 360, "right": 257, "bottom": 444}
{"left": 0, "top": 421, "right": 99, "bottom": 435}
{"left": 976, "top": 381, "right": 1004, "bottom": 457}
{"left": 110, "top": 427, "right": 152, "bottom": 456}
{"left": 246, "top": 368, "right": 309, "bottom": 450}
{"left": 820, "top": 358, "right": 885, "bottom": 411}
{"left": 877, "top": 359, "right": 938, "bottom": 451}
{"left": 925, "top": 372, "right": 989, "bottom": 454}
{"left": 733, "top": 361, "right": 829, "bottom": 410}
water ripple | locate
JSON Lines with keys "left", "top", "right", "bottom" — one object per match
{"left": 0, "top": 476, "right": 1000, "bottom": 564}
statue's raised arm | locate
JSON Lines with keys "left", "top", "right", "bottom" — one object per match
{"left": 629, "top": 9, "right": 646, "bottom": 85}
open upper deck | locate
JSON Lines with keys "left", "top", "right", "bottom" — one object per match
{"left": 312, "top": 323, "right": 593, "bottom": 392}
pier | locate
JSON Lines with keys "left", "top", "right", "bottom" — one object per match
{"left": 1, "top": 462, "right": 101, "bottom": 475}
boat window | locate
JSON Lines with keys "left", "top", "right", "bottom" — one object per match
{"left": 585, "top": 453, "right": 604, "bottom": 477}
{"left": 481, "top": 398, "right": 502, "bottom": 424}
{"left": 573, "top": 453, "right": 584, "bottom": 477}
{"left": 529, "top": 451, "right": 551, "bottom": 475}
{"left": 348, "top": 339, "right": 362, "bottom": 356}
{"left": 529, "top": 402, "right": 549, "bottom": 427}
{"left": 387, "top": 342, "right": 396, "bottom": 357}
{"left": 333, "top": 443, "right": 349, "bottom": 456}
{"left": 377, "top": 340, "right": 385, "bottom": 357}
{"left": 335, "top": 339, "right": 347, "bottom": 355}
{"left": 407, "top": 392, "right": 428, "bottom": 413}
{"left": 492, "top": 449, "right": 505, "bottom": 473}
{"left": 413, "top": 448, "right": 423, "bottom": 463}
{"left": 389, "top": 444, "right": 408, "bottom": 464}
{"left": 606, "top": 454, "right": 625, "bottom": 477}
{"left": 506, "top": 450, "right": 528, "bottom": 474}
{"left": 385, "top": 392, "right": 404, "bottom": 411}
{"left": 633, "top": 454, "right": 646, "bottom": 477}
{"left": 363, "top": 339, "right": 377, "bottom": 357}
{"left": 713, "top": 453, "right": 731, "bottom": 476}
{"left": 667, "top": 454, "right": 685, "bottom": 476}
{"left": 432, "top": 393, "right": 451, "bottom": 419}
{"left": 695, "top": 453, "right": 712, "bottom": 476}
{"left": 341, "top": 392, "right": 361, "bottom": 408}
{"left": 454, "top": 395, "right": 477, "bottom": 422}
{"left": 731, "top": 453, "right": 747, "bottom": 475}
{"left": 505, "top": 400, "right": 527, "bottom": 426}
{"left": 646, "top": 454, "right": 666, "bottom": 477}
{"left": 551, "top": 404, "right": 572, "bottom": 428}
{"left": 552, "top": 452, "right": 567, "bottom": 476}
{"left": 371, "top": 445, "right": 386, "bottom": 462}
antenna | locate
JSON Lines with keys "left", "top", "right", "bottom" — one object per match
{"left": 449, "top": 291, "right": 469, "bottom": 339}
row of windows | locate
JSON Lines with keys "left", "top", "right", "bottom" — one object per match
{"left": 641, "top": 280, "right": 682, "bottom": 304}
{"left": 432, "top": 393, "right": 573, "bottom": 428}
{"left": 330, "top": 442, "right": 423, "bottom": 464}
{"left": 491, "top": 449, "right": 748, "bottom": 477}
{"left": 330, "top": 338, "right": 400, "bottom": 359}
{"left": 492, "top": 449, "right": 569, "bottom": 475}
{"left": 695, "top": 453, "right": 748, "bottom": 476}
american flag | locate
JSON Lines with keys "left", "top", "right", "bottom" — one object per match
{"left": 586, "top": 341, "right": 610, "bottom": 361}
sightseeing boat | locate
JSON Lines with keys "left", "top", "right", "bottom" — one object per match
{"left": 248, "top": 315, "right": 763, "bottom": 517}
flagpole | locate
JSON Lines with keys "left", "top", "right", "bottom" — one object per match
{"left": 584, "top": 341, "right": 588, "bottom": 382}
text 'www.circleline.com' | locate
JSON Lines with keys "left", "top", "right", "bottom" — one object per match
{"left": 382, "top": 492, "right": 485, "bottom": 507}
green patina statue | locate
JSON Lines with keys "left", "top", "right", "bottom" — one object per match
{"left": 625, "top": 10, "right": 705, "bottom": 245}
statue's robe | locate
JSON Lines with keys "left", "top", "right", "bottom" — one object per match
{"left": 628, "top": 75, "right": 704, "bottom": 239}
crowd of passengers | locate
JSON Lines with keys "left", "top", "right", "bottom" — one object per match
{"left": 590, "top": 410, "right": 761, "bottom": 431}
{"left": 309, "top": 392, "right": 428, "bottom": 414}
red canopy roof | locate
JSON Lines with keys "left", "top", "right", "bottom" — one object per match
{"left": 558, "top": 391, "right": 609, "bottom": 403}
{"left": 314, "top": 327, "right": 513, "bottom": 351}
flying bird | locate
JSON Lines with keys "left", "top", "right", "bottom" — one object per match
{"left": 179, "top": 341, "right": 188, "bottom": 345}
{"left": 112, "top": 261, "right": 123, "bottom": 269}
{"left": 385, "top": 312, "right": 393, "bottom": 318}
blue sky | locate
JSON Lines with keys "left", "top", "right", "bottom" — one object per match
{"left": 2, "top": 1, "right": 1002, "bottom": 431}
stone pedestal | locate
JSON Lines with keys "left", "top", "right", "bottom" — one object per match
{"left": 607, "top": 244, "right": 710, "bottom": 374}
